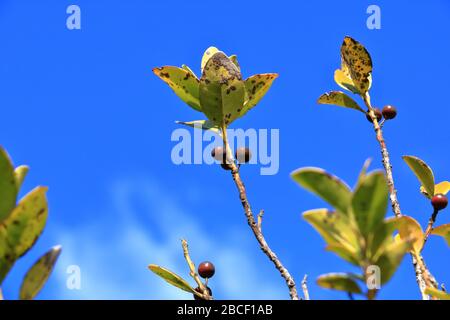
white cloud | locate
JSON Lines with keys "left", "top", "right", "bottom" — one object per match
{"left": 50, "top": 176, "right": 286, "bottom": 299}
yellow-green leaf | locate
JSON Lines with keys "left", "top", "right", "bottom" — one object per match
{"left": 375, "top": 239, "right": 411, "bottom": 284}
{"left": 148, "top": 264, "right": 195, "bottom": 293}
{"left": 334, "top": 69, "right": 360, "bottom": 94}
{"left": 240, "top": 73, "right": 278, "bottom": 117}
{"left": 291, "top": 167, "right": 352, "bottom": 214}
{"left": 19, "top": 245, "right": 62, "bottom": 300}
{"left": 317, "top": 91, "right": 364, "bottom": 113}
{"left": 303, "top": 209, "right": 360, "bottom": 262}
{"left": 431, "top": 223, "right": 450, "bottom": 247}
{"left": 14, "top": 165, "right": 29, "bottom": 190}
{"left": 199, "top": 52, "right": 245, "bottom": 126}
{"left": 434, "top": 181, "right": 450, "bottom": 195}
{"left": 391, "top": 216, "right": 424, "bottom": 254}
{"left": 153, "top": 66, "right": 201, "bottom": 112}
{"left": 424, "top": 287, "right": 450, "bottom": 300}
{"left": 229, "top": 54, "right": 240, "bottom": 71}
{"left": 403, "top": 155, "right": 435, "bottom": 198}
{"left": 201, "top": 46, "right": 219, "bottom": 74}
{"left": 0, "top": 147, "right": 18, "bottom": 223}
{"left": 3, "top": 186, "right": 49, "bottom": 258}
{"left": 181, "top": 64, "right": 198, "bottom": 80}
{"left": 317, "top": 273, "right": 362, "bottom": 294}
{"left": 340, "top": 36, "right": 373, "bottom": 94}
{"left": 175, "top": 120, "right": 221, "bottom": 135}
{"left": 326, "top": 244, "right": 360, "bottom": 266}
{"left": 352, "top": 171, "right": 388, "bottom": 236}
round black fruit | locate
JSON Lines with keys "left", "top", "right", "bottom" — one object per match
{"left": 431, "top": 193, "right": 448, "bottom": 211}
{"left": 366, "top": 108, "right": 382, "bottom": 122}
{"left": 235, "top": 147, "right": 252, "bottom": 163}
{"left": 382, "top": 105, "right": 397, "bottom": 120}
{"left": 211, "top": 146, "right": 226, "bottom": 162}
{"left": 198, "top": 261, "right": 215, "bottom": 279}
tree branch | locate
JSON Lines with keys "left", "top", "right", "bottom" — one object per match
{"left": 221, "top": 125, "right": 299, "bottom": 300}
{"left": 181, "top": 239, "right": 212, "bottom": 300}
{"left": 301, "top": 275, "right": 310, "bottom": 300}
{"left": 363, "top": 92, "right": 438, "bottom": 299}
{"left": 423, "top": 209, "right": 439, "bottom": 247}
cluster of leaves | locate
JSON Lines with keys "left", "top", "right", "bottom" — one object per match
{"left": 0, "top": 146, "right": 61, "bottom": 300}
{"left": 153, "top": 46, "right": 277, "bottom": 133}
{"left": 291, "top": 161, "right": 412, "bottom": 297}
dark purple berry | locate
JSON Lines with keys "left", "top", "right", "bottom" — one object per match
{"left": 235, "top": 147, "right": 252, "bottom": 163}
{"left": 432, "top": 194, "right": 448, "bottom": 211}
{"left": 198, "top": 261, "right": 215, "bottom": 279}
{"left": 366, "top": 108, "right": 382, "bottom": 122}
{"left": 382, "top": 105, "right": 397, "bottom": 120}
{"left": 193, "top": 286, "right": 212, "bottom": 300}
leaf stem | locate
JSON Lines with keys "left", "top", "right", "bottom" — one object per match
{"left": 423, "top": 209, "right": 439, "bottom": 248}
{"left": 221, "top": 124, "right": 299, "bottom": 300}
{"left": 362, "top": 92, "right": 438, "bottom": 299}
{"left": 301, "top": 275, "right": 310, "bottom": 300}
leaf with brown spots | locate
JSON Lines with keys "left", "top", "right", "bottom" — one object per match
{"left": 334, "top": 69, "right": 360, "bottom": 94}
{"left": 229, "top": 54, "right": 240, "bottom": 71}
{"left": 19, "top": 245, "right": 61, "bottom": 300}
{"left": 201, "top": 46, "right": 219, "bottom": 74}
{"left": 0, "top": 226, "right": 15, "bottom": 284}
{"left": 175, "top": 120, "right": 221, "bottom": 135}
{"left": 153, "top": 66, "right": 201, "bottom": 112}
{"left": 317, "top": 91, "right": 365, "bottom": 113}
{"left": 2, "top": 186, "right": 49, "bottom": 258}
{"left": 340, "top": 36, "right": 373, "bottom": 94}
{"left": 199, "top": 52, "right": 245, "bottom": 127}
{"left": 0, "top": 146, "right": 18, "bottom": 223}
{"left": 317, "top": 273, "right": 362, "bottom": 294}
{"left": 239, "top": 73, "right": 278, "bottom": 117}
{"left": 403, "top": 155, "right": 435, "bottom": 198}
{"left": 182, "top": 64, "right": 199, "bottom": 80}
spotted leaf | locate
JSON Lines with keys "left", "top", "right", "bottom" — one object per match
{"left": 148, "top": 264, "right": 195, "bottom": 294}
{"left": 340, "top": 37, "right": 373, "bottom": 94}
{"left": 317, "top": 273, "right": 362, "bottom": 294}
{"left": 403, "top": 155, "right": 435, "bottom": 198}
{"left": 240, "top": 73, "right": 278, "bottom": 117}
{"left": 199, "top": 52, "right": 245, "bottom": 126}
{"left": 317, "top": 91, "right": 365, "bottom": 113}
{"left": 0, "top": 147, "right": 18, "bottom": 223}
{"left": 3, "top": 186, "right": 49, "bottom": 258}
{"left": 431, "top": 223, "right": 450, "bottom": 247}
{"left": 19, "top": 245, "right": 62, "bottom": 300}
{"left": 153, "top": 66, "right": 201, "bottom": 112}
{"left": 229, "top": 54, "right": 240, "bottom": 71}
{"left": 201, "top": 46, "right": 219, "bottom": 74}
{"left": 291, "top": 167, "right": 352, "bottom": 214}
{"left": 334, "top": 69, "right": 360, "bottom": 94}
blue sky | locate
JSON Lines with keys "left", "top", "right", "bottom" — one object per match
{"left": 1, "top": 0, "right": 450, "bottom": 300}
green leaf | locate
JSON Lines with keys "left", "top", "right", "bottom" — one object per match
{"left": 317, "top": 273, "right": 362, "bottom": 294}
{"left": 3, "top": 186, "right": 49, "bottom": 258}
{"left": 175, "top": 120, "right": 221, "bottom": 135}
{"left": 0, "top": 147, "right": 18, "bottom": 223}
{"left": 352, "top": 171, "right": 388, "bottom": 236}
{"left": 229, "top": 55, "right": 240, "bottom": 71}
{"left": 303, "top": 209, "right": 360, "bottom": 264}
{"left": 201, "top": 46, "right": 219, "bottom": 74}
{"left": 367, "top": 219, "right": 397, "bottom": 262}
{"left": 14, "top": 165, "right": 29, "bottom": 190}
{"left": 431, "top": 223, "right": 450, "bottom": 247}
{"left": 240, "top": 73, "right": 278, "bottom": 117}
{"left": 334, "top": 69, "right": 360, "bottom": 94}
{"left": 424, "top": 287, "right": 450, "bottom": 300}
{"left": 148, "top": 264, "right": 195, "bottom": 293}
{"left": 403, "top": 155, "right": 435, "bottom": 198}
{"left": 199, "top": 52, "right": 245, "bottom": 126}
{"left": 182, "top": 64, "right": 199, "bottom": 80}
{"left": 317, "top": 91, "right": 364, "bottom": 113}
{"left": 340, "top": 36, "right": 373, "bottom": 94}
{"left": 153, "top": 66, "right": 201, "bottom": 112}
{"left": 19, "top": 245, "right": 62, "bottom": 300}
{"left": 356, "top": 158, "right": 372, "bottom": 188}
{"left": 291, "top": 167, "right": 352, "bottom": 214}
{"left": 0, "top": 226, "right": 14, "bottom": 284}
{"left": 375, "top": 239, "right": 411, "bottom": 284}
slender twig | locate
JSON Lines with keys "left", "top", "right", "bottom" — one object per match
{"left": 221, "top": 125, "right": 299, "bottom": 300}
{"left": 257, "top": 210, "right": 264, "bottom": 232}
{"left": 301, "top": 275, "right": 310, "bottom": 300}
{"left": 423, "top": 209, "right": 439, "bottom": 247}
{"left": 362, "top": 92, "right": 438, "bottom": 299}
{"left": 181, "top": 239, "right": 212, "bottom": 300}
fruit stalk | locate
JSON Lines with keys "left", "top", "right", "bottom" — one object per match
{"left": 221, "top": 124, "right": 299, "bottom": 300}
{"left": 362, "top": 92, "right": 438, "bottom": 299}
